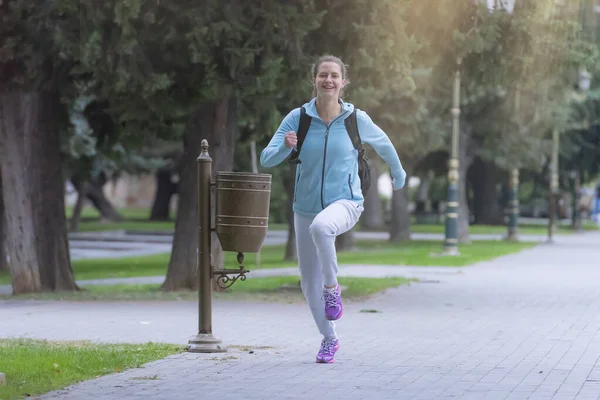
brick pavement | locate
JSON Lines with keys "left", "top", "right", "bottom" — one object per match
{"left": 1, "top": 232, "right": 600, "bottom": 399}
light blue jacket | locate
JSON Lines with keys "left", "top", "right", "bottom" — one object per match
{"left": 260, "top": 98, "right": 406, "bottom": 217}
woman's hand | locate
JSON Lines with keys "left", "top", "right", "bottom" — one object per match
{"left": 284, "top": 131, "right": 298, "bottom": 149}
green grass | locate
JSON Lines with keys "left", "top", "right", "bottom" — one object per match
{"left": 75, "top": 221, "right": 174, "bottom": 232}
{"left": 68, "top": 206, "right": 278, "bottom": 233}
{"left": 66, "top": 206, "right": 175, "bottom": 233}
{"left": 339, "top": 240, "right": 536, "bottom": 266}
{"left": 66, "top": 206, "right": 152, "bottom": 220}
{"left": 408, "top": 223, "right": 599, "bottom": 235}
{"left": 78, "top": 220, "right": 594, "bottom": 235}
{"left": 0, "top": 239, "right": 535, "bottom": 286}
{"left": 234, "top": 240, "right": 535, "bottom": 269}
{"left": 76, "top": 221, "right": 599, "bottom": 235}
{"left": 0, "top": 339, "right": 182, "bottom": 400}
{"left": 268, "top": 223, "right": 288, "bottom": 231}
{"left": 67, "top": 205, "right": 600, "bottom": 234}
{"left": 1, "top": 276, "right": 414, "bottom": 303}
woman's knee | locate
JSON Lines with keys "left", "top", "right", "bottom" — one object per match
{"left": 309, "top": 218, "right": 334, "bottom": 239}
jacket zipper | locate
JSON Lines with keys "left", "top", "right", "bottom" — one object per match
{"left": 294, "top": 172, "right": 301, "bottom": 202}
{"left": 348, "top": 174, "right": 353, "bottom": 199}
{"left": 320, "top": 111, "right": 348, "bottom": 209}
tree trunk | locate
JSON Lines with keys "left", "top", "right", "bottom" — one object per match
{"left": 389, "top": 163, "right": 414, "bottom": 242}
{"left": 70, "top": 175, "right": 123, "bottom": 222}
{"left": 389, "top": 186, "right": 411, "bottom": 242}
{"left": 361, "top": 155, "right": 385, "bottom": 230}
{"left": 283, "top": 164, "right": 297, "bottom": 261}
{"left": 161, "top": 98, "right": 236, "bottom": 291}
{"left": 470, "top": 157, "right": 504, "bottom": 225}
{"left": 149, "top": 165, "right": 178, "bottom": 221}
{"left": 415, "top": 170, "right": 433, "bottom": 213}
{"left": 458, "top": 131, "right": 474, "bottom": 243}
{"left": 69, "top": 182, "right": 88, "bottom": 232}
{"left": 85, "top": 179, "right": 123, "bottom": 222}
{"left": 0, "top": 168, "right": 6, "bottom": 273}
{"left": 0, "top": 91, "right": 78, "bottom": 294}
{"left": 335, "top": 229, "right": 355, "bottom": 251}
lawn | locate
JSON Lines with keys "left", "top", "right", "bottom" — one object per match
{"left": 408, "top": 222, "right": 599, "bottom": 235}
{"left": 1, "top": 276, "right": 414, "bottom": 303}
{"left": 67, "top": 205, "right": 599, "bottom": 234}
{"left": 74, "top": 220, "right": 175, "bottom": 233}
{"left": 66, "top": 206, "right": 152, "bottom": 220}
{"left": 0, "top": 339, "right": 182, "bottom": 400}
{"left": 0, "top": 239, "right": 535, "bottom": 286}
{"left": 66, "top": 206, "right": 175, "bottom": 232}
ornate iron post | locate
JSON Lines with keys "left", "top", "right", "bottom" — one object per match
{"left": 506, "top": 169, "right": 519, "bottom": 241}
{"left": 187, "top": 140, "right": 270, "bottom": 353}
{"left": 188, "top": 140, "right": 226, "bottom": 353}
{"left": 443, "top": 59, "right": 461, "bottom": 256}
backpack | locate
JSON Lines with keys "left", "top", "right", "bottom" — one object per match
{"left": 288, "top": 107, "right": 371, "bottom": 193}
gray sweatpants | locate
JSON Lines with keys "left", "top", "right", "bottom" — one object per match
{"left": 294, "top": 199, "right": 364, "bottom": 339}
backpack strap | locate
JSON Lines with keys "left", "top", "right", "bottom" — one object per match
{"left": 344, "top": 108, "right": 364, "bottom": 154}
{"left": 288, "top": 106, "right": 312, "bottom": 164}
{"left": 345, "top": 108, "right": 372, "bottom": 193}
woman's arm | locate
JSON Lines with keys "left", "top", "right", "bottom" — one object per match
{"left": 356, "top": 110, "right": 406, "bottom": 190}
{"left": 260, "top": 108, "right": 300, "bottom": 168}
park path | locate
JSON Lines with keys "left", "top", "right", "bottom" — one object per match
{"left": 1, "top": 228, "right": 551, "bottom": 295}
{"left": 1, "top": 231, "right": 600, "bottom": 399}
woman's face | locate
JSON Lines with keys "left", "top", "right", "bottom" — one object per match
{"left": 313, "top": 61, "right": 346, "bottom": 100}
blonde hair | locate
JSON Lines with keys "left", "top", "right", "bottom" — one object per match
{"left": 311, "top": 55, "right": 350, "bottom": 97}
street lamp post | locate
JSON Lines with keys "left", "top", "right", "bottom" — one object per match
{"left": 506, "top": 169, "right": 520, "bottom": 241}
{"left": 571, "top": 170, "right": 582, "bottom": 231}
{"left": 506, "top": 84, "right": 521, "bottom": 241}
{"left": 546, "top": 69, "right": 591, "bottom": 241}
{"left": 571, "top": 69, "right": 591, "bottom": 232}
{"left": 547, "top": 128, "right": 559, "bottom": 243}
{"left": 443, "top": 59, "right": 462, "bottom": 256}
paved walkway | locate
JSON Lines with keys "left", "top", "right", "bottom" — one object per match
{"left": 69, "top": 239, "right": 172, "bottom": 260}
{"left": 1, "top": 231, "right": 599, "bottom": 399}
{"left": 0, "top": 227, "right": 553, "bottom": 294}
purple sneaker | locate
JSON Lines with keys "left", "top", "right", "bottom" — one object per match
{"left": 324, "top": 284, "right": 343, "bottom": 320}
{"left": 316, "top": 337, "right": 340, "bottom": 364}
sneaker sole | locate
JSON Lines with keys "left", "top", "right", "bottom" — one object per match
{"left": 316, "top": 357, "right": 335, "bottom": 364}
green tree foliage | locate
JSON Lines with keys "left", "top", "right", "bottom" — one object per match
{"left": 303, "top": 0, "right": 420, "bottom": 140}
{"left": 59, "top": 0, "right": 322, "bottom": 142}
{"left": 404, "top": 1, "right": 596, "bottom": 228}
